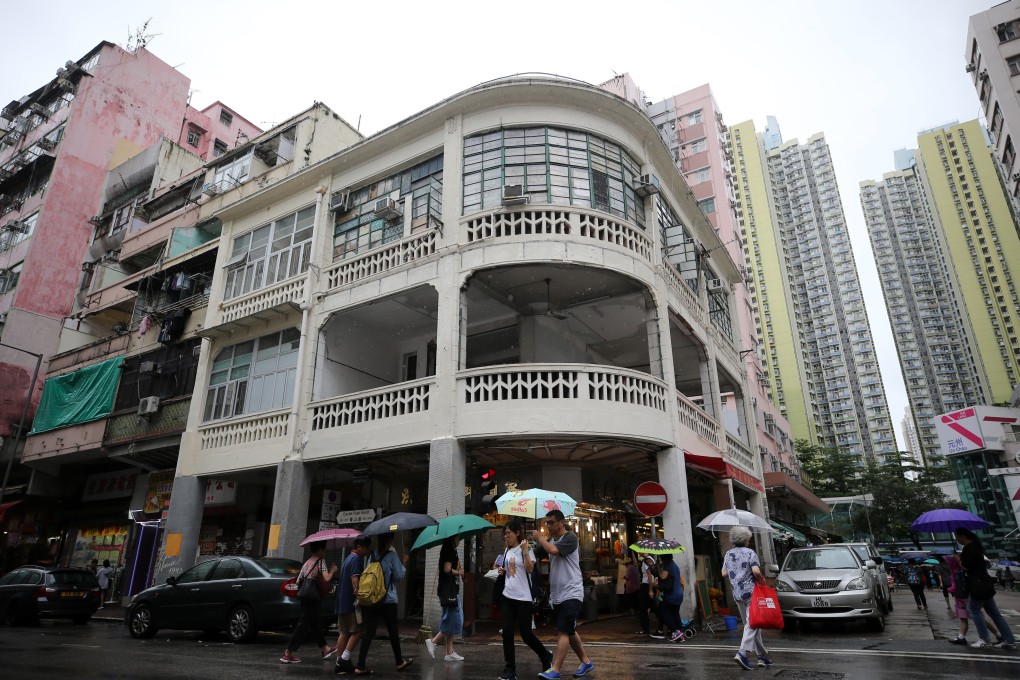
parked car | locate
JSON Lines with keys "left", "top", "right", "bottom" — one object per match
{"left": 828, "top": 542, "right": 893, "bottom": 613}
{"left": 0, "top": 565, "right": 101, "bottom": 625}
{"left": 770, "top": 545, "right": 885, "bottom": 632}
{"left": 125, "top": 556, "right": 334, "bottom": 642}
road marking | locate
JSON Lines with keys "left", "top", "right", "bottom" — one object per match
{"left": 60, "top": 644, "right": 102, "bottom": 649}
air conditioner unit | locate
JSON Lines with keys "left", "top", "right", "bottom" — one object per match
{"left": 37, "top": 137, "right": 56, "bottom": 151}
{"left": 29, "top": 103, "right": 49, "bottom": 118}
{"left": 635, "top": 174, "right": 661, "bottom": 197}
{"left": 139, "top": 361, "right": 161, "bottom": 375}
{"left": 202, "top": 181, "right": 227, "bottom": 197}
{"left": 56, "top": 78, "right": 76, "bottom": 94}
{"left": 965, "top": 63, "right": 976, "bottom": 73}
{"left": 55, "top": 66, "right": 68, "bottom": 79}
{"left": 81, "top": 262, "right": 95, "bottom": 273}
{"left": 706, "top": 278, "right": 725, "bottom": 291}
{"left": 373, "top": 196, "right": 403, "bottom": 221}
{"left": 329, "top": 190, "right": 352, "bottom": 212}
{"left": 764, "top": 414, "right": 775, "bottom": 423}
{"left": 102, "top": 249, "right": 121, "bottom": 263}
{"left": 0, "top": 104, "right": 16, "bottom": 121}
{"left": 137, "top": 396, "right": 160, "bottom": 416}
{"left": 501, "top": 184, "right": 529, "bottom": 206}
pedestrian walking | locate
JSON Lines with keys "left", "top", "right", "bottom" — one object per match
{"left": 96, "top": 559, "right": 115, "bottom": 608}
{"left": 721, "top": 526, "right": 773, "bottom": 671}
{"left": 532, "top": 509, "right": 595, "bottom": 680}
{"left": 946, "top": 553, "right": 1004, "bottom": 645}
{"left": 496, "top": 520, "right": 553, "bottom": 680}
{"left": 954, "top": 527, "right": 1016, "bottom": 650}
{"left": 280, "top": 541, "right": 338, "bottom": 664}
{"left": 656, "top": 553, "right": 685, "bottom": 642}
{"left": 334, "top": 536, "right": 371, "bottom": 674}
{"left": 932, "top": 556, "right": 951, "bottom": 609}
{"left": 623, "top": 555, "right": 640, "bottom": 615}
{"left": 354, "top": 532, "right": 413, "bottom": 674}
{"left": 637, "top": 554, "right": 662, "bottom": 637}
{"left": 1006, "top": 567, "right": 1016, "bottom": 592}
{"left": 426, "top": 536, "right": 465, "bottom": 662}
{"left": 905, "top": 559, "right": 927, "bottom": 610}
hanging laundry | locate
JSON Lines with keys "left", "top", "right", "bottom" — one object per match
{"left": 137, "top": 315, "right": 152, "bottom": 338}
{"left": 159, "top": 308, "right": 191, "bottom": 345}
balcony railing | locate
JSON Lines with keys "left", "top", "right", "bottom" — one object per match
{"left": 324, "top": 229, "right": 438, "bottom": 291}
{"left": 676, "top": 393, "right": 721, "bottom": 448}
{"left": 198, "top": 408, "right": 290, "bottom": 450}
{"left": 310, "top": 379, "right": 434, "bottom": 431}
{"left": 662, "top": 259, "right": 707, "bottom": 324}
{"left": 463, "top": 207, "right": 653, "bottom": 265}
{"left": 219, "top": 275, "right": 305, "bottom": 323}
{"left": 726, "top": 432, "right": 757, "bottom": 476}
{"left": 106, "top": 397, "right": 191, "bottom": 444}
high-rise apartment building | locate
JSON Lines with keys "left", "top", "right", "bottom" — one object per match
{"left": 730, "top": 122, "right": 896, "bottom": 464}
{"left": 860, "top": 125, "right": 993, "bottom": 466}
{"left": 967, "top": 0, "right": 1020, "bottom": 221}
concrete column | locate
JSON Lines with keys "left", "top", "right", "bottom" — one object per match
{"left": 656, "top": 446, "right": 696, "bottom": 621}
{"left": 423, "top": 436, "right": 468, "bottom": 634}
{"left": 748, "top": 491, "right": 775, "bottom": 566}
{"left": 153, "top": 475, "right": 204, "bottom": 584}
{"left": 267, "top": 459, "right": 313, "bottom": 560}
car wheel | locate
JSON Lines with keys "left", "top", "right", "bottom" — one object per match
{"left": 128, "top": 604, "right": 158, "bottom": 639}
{"left": 226, "top": 604, "right": 257, "bottom": 643}
{"left": 866, "top": 614, "right": 886, "bottom": 632}
{"left": 72, "top": 615, "right": 91, "bottom": 625}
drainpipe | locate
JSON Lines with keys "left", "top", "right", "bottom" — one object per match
{"left": 288, "top": 184, "right": 328, "bottom": 457}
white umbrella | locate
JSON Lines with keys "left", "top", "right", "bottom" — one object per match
{"left": 697, "top": 508, "right": 773, "bottom": 533}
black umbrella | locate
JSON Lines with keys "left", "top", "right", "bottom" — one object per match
{"left": 362, "top": 511, "right": 437, "bottom": 536}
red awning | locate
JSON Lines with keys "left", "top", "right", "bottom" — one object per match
{"left": 0, "top": 499, "right": 22, "bottom": 522}
{"left": 683, "top": 451, "right": 765, "bottom": 493}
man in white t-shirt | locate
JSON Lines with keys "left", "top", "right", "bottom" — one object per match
{"left": 96, "top": 559, "right": 116, "bottom": 608}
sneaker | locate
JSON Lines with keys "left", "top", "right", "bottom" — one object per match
{"left": 498, "top": 668, "right": 516, "bottom": 680}
{"left": 425, "top": 640, "right": 435, "bottom": 659}
{"left": 649, "top": 632, "right": 665, "bottom": 639}
{"left": 573, "top": 661, "right": 595, "bottom": 677}
{"left": 757, "top": 655, "right": 774, "bottom": 667}
{"left": 949, "top": 636, "right": 967, "bottom": 645}
{"left": 971, "top": 639, "right": 992, "bottom": 648}
{"left": 538, "top": 670, "right": 561, "bottom": 680}
{"left": 670, "top": 629, "right": 685, "bottom": 642}
{"left": 444, "top": 653, "right": 464, "bottom": 662}
{"left": 280, "top": 653, "right": 303, "bottom": 664}
{"left": 734, "top": 652, "right": 754, "bottom": 671}
{"left": 323, "top": 646, "right": 339, "bottom": 660}
{"left": 335, "top": 658, "right": 356, "bottom": 675}
{"left": 996, "top": 641, "right": 1017, "bottom": 650}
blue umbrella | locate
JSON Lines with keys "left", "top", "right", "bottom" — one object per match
{"left": 998, "top": 559, "right": 1020, "bottom": 567}
{"left": 910, "top": 508, "right": 990, "bottom": 534}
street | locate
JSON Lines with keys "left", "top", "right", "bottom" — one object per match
{"left": 2, "top": 589, "right": 1019, "bottom": 680}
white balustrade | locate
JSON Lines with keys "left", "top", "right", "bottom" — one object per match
{"left": 662, "top": 259, "right": 707, "bottom": 323}
{"left": 310, "top": 380, "right": 433, "bottom": 430}
{"left": 676, "top": 393, "right": 721, "bottom": 447}
{"left": 220, "top": 276, "right": 306, "bottom": 323}
{"left": 325, "top": 230, "right": 437, "bottom": 291}
{"left": 198, "top": 410, "right": 290, "bottom": 450}
{"left": 726, "top": 432, "right": 757, "bottom": 476}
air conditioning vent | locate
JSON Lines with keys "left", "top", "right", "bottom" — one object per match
{"left": 138, "top": 396, "right": 160, "bottom": 416}
{"left": 329, "top": 190, "right": 352, "bottom": 212}
{"left": 635, "top": 174, "right": 661, "bottom": 197}
{"left": 706, "top": 278, "right": 725, "bottom": 291}
{"left": 373, "top": 197, "right": 403, "bottom": 221}
{"left": 501, "top": 184, "right": 530, "bottom": 206}
{"left": 139, "top": 361, "right": 161, "bottom": 375}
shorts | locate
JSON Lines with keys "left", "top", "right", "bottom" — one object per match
{"left": 551, "top": 599, "right": 583, "bottom": 636}
{"left": 953, "top": 597, "right": 968, "bottom": 620}
{"left": 337, "top": 612, "right": 362, "bottom": 635}
{"left": 440, "top": 603, "right": 463, "bottom": 635}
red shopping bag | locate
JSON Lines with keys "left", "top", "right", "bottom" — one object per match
{"left": 747, "top": 584, "right": 784, "bottom": 630}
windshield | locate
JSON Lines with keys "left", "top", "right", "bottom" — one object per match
{"left": 253, "top": 557, "right": 303, "bottom": 575}
{"left": 784, "top": 547, "right": 860, "bottom": 571}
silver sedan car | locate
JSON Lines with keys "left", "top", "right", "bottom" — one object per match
{"left": 771, "top": 545, "right": 885, "bottom": 632}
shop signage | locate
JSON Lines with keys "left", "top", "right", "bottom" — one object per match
{"left": 144, "top": 470, "right": 175, "bottom": 514}
{"left": 82, "top": 470, "right": 138, "bottom": 502}
{"left": 336, "top": 509, "right": 376, "bottom": 524}
{"left": 204, "top": 479, "right": 237, "bottom": 506}
{"left": 634, "top": 481, "right": 668, "bottom": 517}
{"left": 726, "top": 465, "right": 765, "bottom": 493}
{"left": 322, "top": 489, "right": 342, "bottom": 522}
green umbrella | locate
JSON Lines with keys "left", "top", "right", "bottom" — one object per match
{"left": 411, "top": 514, "right": 495, "bottom": 551}
{"left": 923, "top": 558, "right": 939, "bottom": 565}
{"left": 629, "top": 538, "right": 686, "bottom": 555}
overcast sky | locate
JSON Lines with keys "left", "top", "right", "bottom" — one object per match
{"left": 2, "top": 0, "right": 997, "bottom": 450}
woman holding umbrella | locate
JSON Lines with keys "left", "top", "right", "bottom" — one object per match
{"left": 497, "top": 520, "right": 553, "bottom": 680}
{"left": 721, "top": 526, "right": 773, "bottom": 671}
{"left": 425, "top": 536, "right": 465, "bottom": 662}
{"left": 954, "top": 527, "right": 1016, "bottom": 650}
{"left": 280, "top": 541, "right": 338, "bottom": 664}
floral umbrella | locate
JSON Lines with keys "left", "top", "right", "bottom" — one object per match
{"left": 629, "top": 538, "right": 685, "bottom": 555}
{"left": 495, "top": 488, "right": 577, "bottom": 519}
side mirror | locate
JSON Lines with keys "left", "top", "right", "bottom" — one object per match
{"left": 166, "top": 576, "right": 177, "bottom": 586}
{"left": 768, "top": 564, "right": 780, "bottom": 574}
{"left": 865, "top": 560, "right": 876, "bottom": 569}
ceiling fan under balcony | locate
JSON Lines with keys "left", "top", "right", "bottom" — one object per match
{"left": 541, "top": 278, "right": 569, "bottom": 320}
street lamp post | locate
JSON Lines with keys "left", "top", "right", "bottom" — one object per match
{"left": 0, "top": 342, "right": 43, "bottom": 508}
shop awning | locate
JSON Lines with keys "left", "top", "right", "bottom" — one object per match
{"left": 0, "top": 499, "right": 22, "bottom": 522}
{"left": 684, "top": 451, "right": 765, "bottom": 493}
{"left": 769, "top": 519, "right": 807, "bottom": 545}
{"left": 764, "top": 471, "right": 830, "bottom": 515}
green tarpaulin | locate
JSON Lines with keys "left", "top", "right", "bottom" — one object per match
{"left": 30, "top": 356, "right": 124, "bottom": 434}
{"left": 769, "top": 519, "right": 808, "bottom": 545}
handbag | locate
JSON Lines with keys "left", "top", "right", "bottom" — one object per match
{"left": 438, "top": 574, "right": 460, "bottom": 608}
{"left": 747, "top": 584, "right": 784, "bottom": 630}
{"left": 967, "top": 574, "right": 995, "bottom": 600}
{"left": 492, "top": 549, "right": 508, "bottom": 604}
{"left": 297, "top": 559, "right": 324, "bottom": 603}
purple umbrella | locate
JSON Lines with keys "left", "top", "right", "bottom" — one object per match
{"left": 910, "top": 508, "right": 990, "bottom": 534}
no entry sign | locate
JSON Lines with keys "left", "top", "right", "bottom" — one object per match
{"left": 634, "top": 481, "right": 668, "bottom": 517}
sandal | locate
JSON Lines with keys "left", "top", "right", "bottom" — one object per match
{"left": 396, "top": 658, "right": 414, "bottom": 672}
{"left": 353, "top": 669, "right": 374, "bottom": 676}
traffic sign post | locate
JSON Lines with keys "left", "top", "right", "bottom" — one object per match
{"left": 634, "top": 481, "right": 668, "bottom": 538}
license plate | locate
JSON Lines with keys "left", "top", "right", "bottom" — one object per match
{"left": 60, "top": 592, "right": 85, "bottom": 598}
{"left": 812, "top": 597, "right": 830, "bottom": 607}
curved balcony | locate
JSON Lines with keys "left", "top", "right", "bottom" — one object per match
{"left": 456, "top": 363, "right": 672, "bottom": 444}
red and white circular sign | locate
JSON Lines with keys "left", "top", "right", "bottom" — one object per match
{"left": 634, "top": 481, "right": 668, "bottom": 517}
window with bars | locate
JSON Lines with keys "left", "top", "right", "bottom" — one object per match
{"left": 223, "top": 206, "right": 314, "bottom": 300}
{"left": 461, "top": 127, "right": 644, "bottom": 227}
{"left": 213, "top": 150, "right": 252, "bottom": 186}
{"left": 203, "top": 327, "right": 300, "bottom": 421}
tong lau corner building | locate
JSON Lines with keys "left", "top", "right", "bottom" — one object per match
{"left": 1, "top": 43, "right": 790, "bottom": 623}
